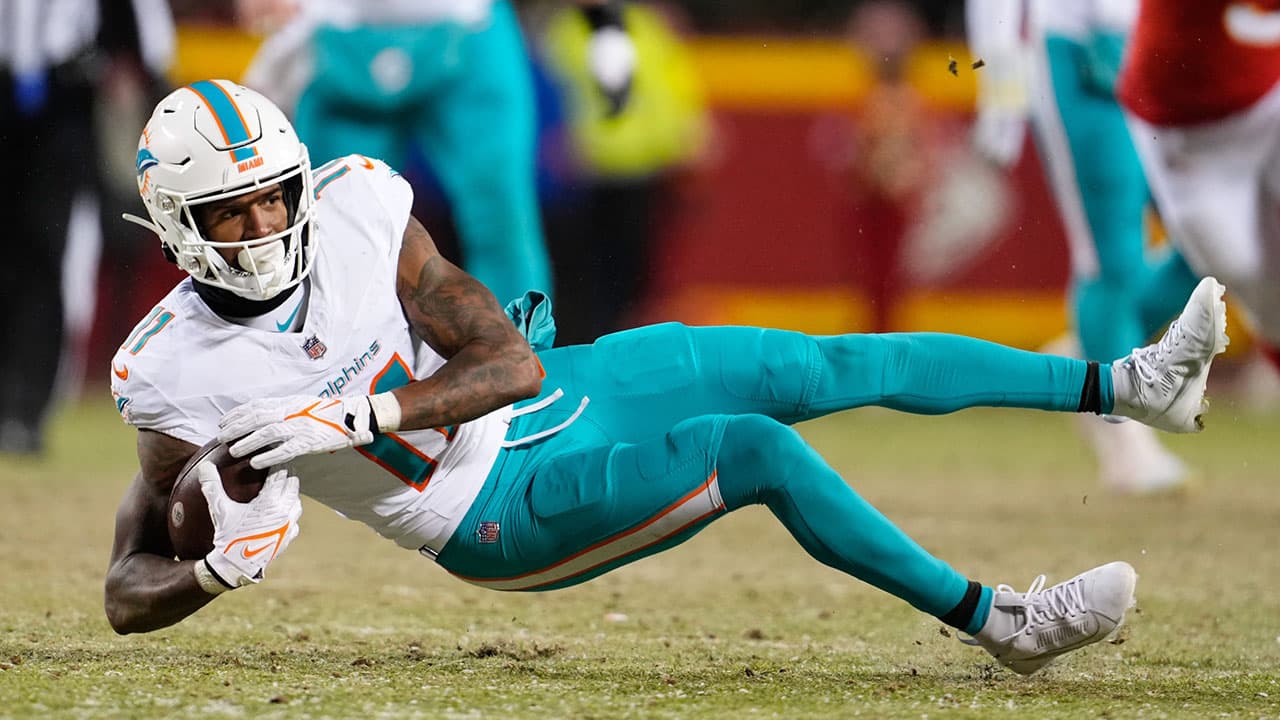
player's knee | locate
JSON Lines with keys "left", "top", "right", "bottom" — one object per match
{"left": 1077, "top": 274, "right": 1140, "bottom": 318}
{"left": 451, "top": 178, "right": 539, "bottom": 248}
{"left": 717, "top": 414, "right": 812, "bottom": 494}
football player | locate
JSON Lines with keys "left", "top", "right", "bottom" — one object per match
{"left": 106, "top": 80, "right": 1229, "bottom": 676}
{"left": 1118, "top": 0, "right": 1280, "bottom": 372}
{"left": 966, "top": 0, "right": 1202, "bottom": 494}
{"left": 233, "top": 0, "right": 637, "bottom": 309}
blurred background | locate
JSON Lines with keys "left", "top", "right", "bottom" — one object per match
{"left": 9, "top": 0, "right": 1276, "bottom": 456}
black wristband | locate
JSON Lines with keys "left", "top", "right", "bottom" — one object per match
{"left": 583, "top": 2, "right": 623, "bottom": 30}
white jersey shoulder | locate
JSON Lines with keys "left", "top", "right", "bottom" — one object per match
{"left": 301, "top": 0, "right": 494, "bottom": 27}
{"left": 111, "top": 157, "right": 507, "bottom": 553}
{"left": 312, "top": 154, "right": 414, "bottom": 257}
{"left": 110, "top": 285, "right": 221, "bottom": 444}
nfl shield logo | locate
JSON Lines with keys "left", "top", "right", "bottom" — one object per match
{"left": 302, "top": 335, "right": 327, "bottom": 360}
{"left": 477, "top": 521, "right": 500, "bottom": 544}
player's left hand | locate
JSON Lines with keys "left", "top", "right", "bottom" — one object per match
{"left": 582, "top": 2, "right": 635, "bottom": 117}
{"left": 218, "top": 395, "right": 377, "bottom": 468}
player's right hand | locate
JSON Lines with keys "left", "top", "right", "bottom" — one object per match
{"left": 971, "top": 109, "right": 1027, "bottom": 169}
{"left": 971, "top": 47, "right": 1029, "bottom": 168}
{"left": 199, "top": 462, "right": 302, "bottom": 590}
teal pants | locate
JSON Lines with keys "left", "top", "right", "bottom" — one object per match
{"left": 435, "top": 324, "right": 1112, "bottom": 633}
{"left": 1038, "top": 33, "right": 1199, "bottom": 362}
{"left": 295, "top": 0, "right": 551, "bottom": 305}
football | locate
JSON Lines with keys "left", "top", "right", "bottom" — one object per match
{"left": 167, "top": 439, "right": 269, "bottom": 560}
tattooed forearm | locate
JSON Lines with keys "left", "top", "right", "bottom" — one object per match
{"left": 393, "top": 223, "right": 542, "bottom": 431}
{"left": 400, "top": 254, "right": 514, "bottom": 356}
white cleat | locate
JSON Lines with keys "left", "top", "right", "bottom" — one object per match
{"left": 1100, "top": 446, "right": 1191, "bottom": 495}
{"left": 1111, "top": 277, "right": 1229, "bottom": 433}
{"left": 1079, "top": 415, "right": 1193, "bottom": 495}
{"left": 967, "top": 561, "right": 1138, "bottom": 676}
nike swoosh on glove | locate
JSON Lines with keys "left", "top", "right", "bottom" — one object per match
{"left": 218, "top": 394, "right": 376, "bottom": 469}
{"left": 201, "top": 461, "right": 302, "bottom": 589}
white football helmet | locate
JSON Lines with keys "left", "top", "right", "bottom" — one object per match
{"left": 124, "top": 79, "right": 316, "bottom": 301}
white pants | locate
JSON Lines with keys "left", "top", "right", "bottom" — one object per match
{"left": 1126, "top": 80, "right": 1280, "bottom": 343}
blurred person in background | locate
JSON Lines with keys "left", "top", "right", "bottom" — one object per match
{"left": 966, "top": 0, "right": 1201, "bottom": 494}
{"left": 839, "top": 0, "right": 1008, "bottom": 335}
{"left": 822, "top": 1, "right": 1009, "bottom": 328}
{"left": 1118, "top": 0, "right": 1280, "bottom": 385}
{"left": 234, "top": 0, "right": 638, "bottom": 308}
{"left": 537, "top": 0, "right": 710, "bottom": 344}
{"left": 842, "top": 0, "right": 939, "bottom": 335}
{"left": 0, "top": 0, "right": 174, "bottom": 456}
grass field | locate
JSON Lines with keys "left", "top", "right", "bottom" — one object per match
{"left": 2, "top": 387, "right": 1279, "bottom": 719}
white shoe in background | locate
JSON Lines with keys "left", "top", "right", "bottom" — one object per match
{"left": 1080, "top": 415, "right": 1192, "bottom": 494}
{"left": 1041, "top": 333, "right": 1193, "bottom": 493}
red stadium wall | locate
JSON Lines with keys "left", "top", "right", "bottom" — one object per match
{"left": 629, "top": 38, "right": 1074, "bottom": 346}
{"left": 635, "top": 110, "right": 1072, "bottom": 344}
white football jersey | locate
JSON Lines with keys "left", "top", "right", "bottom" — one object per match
{"left": 300, "top": 0, "right": 493, "bottom": 27}
{"left": 110, "top": 155, "right": 511, "bottom": 552}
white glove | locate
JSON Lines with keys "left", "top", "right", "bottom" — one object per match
{"left": 200, "top": 462, "right": 302, "bottom": 590}
{"left": 218, "top": 394, "right": 395, "bottom": 469}
{"left": 971, "top": 46, "right": 1029, "bottom": 168}
{"left": 583, "top": 6, "right": 636, "bottom": 117}
{"left": 971, "top": 108, "right": 1027, "bottom": 168}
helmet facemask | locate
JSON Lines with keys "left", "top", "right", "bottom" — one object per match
{"left": 165, "top": 167, "right": 315, "bottom": 302}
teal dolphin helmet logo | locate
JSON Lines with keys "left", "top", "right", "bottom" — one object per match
{"left": 135, "top": 148, "right": 159, "bottom": 177}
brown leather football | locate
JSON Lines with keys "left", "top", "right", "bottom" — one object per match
{"left": 167, "top": 439, "right": 269, "bottom": 560}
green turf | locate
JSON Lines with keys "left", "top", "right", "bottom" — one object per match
{"left": 2, "top": 391, "right": 1278, "bottom": 718}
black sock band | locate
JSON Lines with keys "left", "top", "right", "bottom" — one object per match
{"left": 1077, "top": 360, "right": 1102, "bottom": 414}
{"left": 938, "top": 580, "right": 984, "bottom": 630}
